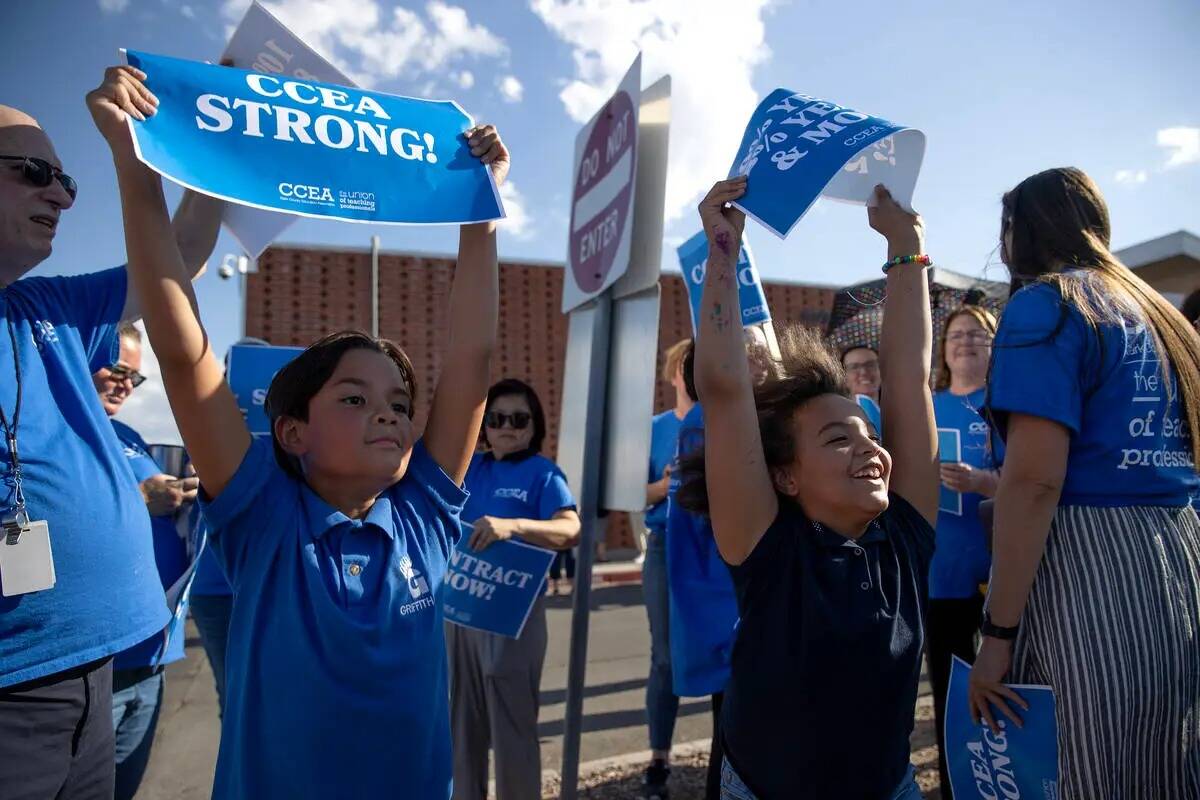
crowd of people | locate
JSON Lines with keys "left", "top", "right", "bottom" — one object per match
{"left": 1, "top": 60, "right": 1199, "bottom": 800}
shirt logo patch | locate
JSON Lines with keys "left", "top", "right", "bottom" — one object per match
{"left": 397, "top": 555, "right": 434, "bottom": 616}
{"left": 32, "top": 320, "right": 58, "bottom": 351}
{"left": 493, "top": 487, "right": 529, "bottom": 503}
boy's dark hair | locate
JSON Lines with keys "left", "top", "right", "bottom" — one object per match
{"left": 481, "top": 378, "right": 547, "bottom": 456}
{"left": 677, "top": 324, "right": 849, "bottom": 515}
{"left": 1181, "top": 288, "right": 1200, "bottom": 326}
{"left": 265, "top": 330, "right": 417, "bottom": 479}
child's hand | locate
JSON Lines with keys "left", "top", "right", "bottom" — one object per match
{"left": 698, "top": 177, "right": 747, "bottom": 263}
{"left": 86, "top": 66, "right": 158, "bottom": 152}
{"left": 466, "top": 124, "right": 509, "bottom": 186}
{"left": 867, "top": 184, "right": 924, "bottom": 255}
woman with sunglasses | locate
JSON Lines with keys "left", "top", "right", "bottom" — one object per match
{"left": 447, "top": 378, "right": 580, "bottom": 800}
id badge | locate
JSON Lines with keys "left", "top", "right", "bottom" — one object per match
{"left": 0, "top": 520, "right": 56, "bottom": 596}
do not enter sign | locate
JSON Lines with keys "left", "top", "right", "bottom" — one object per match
{"left": 562, "top": 55, "right": 641, "bottom": 312}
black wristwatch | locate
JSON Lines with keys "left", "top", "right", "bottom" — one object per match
{"left": 981, "top": 611, "right": 1019, "bottom": 641}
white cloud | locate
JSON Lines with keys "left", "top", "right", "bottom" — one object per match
{"left": 499, "top": 180, "right": 533, "bottom": 239}
{"left": 180, "top": 4, "right": 196, "bottom": 19}
{"left": 498, "top": 75, "right": 524, "bottom": 103}
{"left": 99, "top": 0, "right": 130, "bottom": 12}
{"left": 1157, "top": 126, "right": 1200, "bottom": 169}
{"left": 1115, "top": 169, "right": 1148, "bottom": 185}
{"left": 453, "top": 70, "right": 475, "bottom": 89}
{"left": 222, "top": 0, "right": 507, "bottom": 88}
{"left": 531, "top": 0, "right": 771, "bottom": 222}
{"left": 113, "top": 323, "right": 184, "bottom": 447}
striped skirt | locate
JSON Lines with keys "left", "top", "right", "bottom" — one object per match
{"left": 1011, "top": 504, "right": 1200, "bottom": 799}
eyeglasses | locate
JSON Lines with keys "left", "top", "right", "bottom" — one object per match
{"left": 945, "top": 331, "right": 993, "bottom": 344}
{"left": 0, "top": 155, "right": 78, "bottom": 200}
{"left": 845, "top": 360, "right": 880, "bottom": 373}
{"left": 485, "top": 411, "right": 531, "bottom": 430}
{"left": 105, "top": 363, "right": 147, "bottom": 388}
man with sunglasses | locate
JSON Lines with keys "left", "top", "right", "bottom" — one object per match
{"left": 93, "top": 323, "right": 199, "bottom": 800}
{"left": 0, "top": 69, "right": 223, "bottom": 800}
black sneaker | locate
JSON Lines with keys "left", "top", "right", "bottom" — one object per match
{"left": 642, "top": 758, "right": 670, "bottom": 800}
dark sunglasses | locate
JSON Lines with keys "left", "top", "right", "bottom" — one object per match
{"left": 105, "top": 363, "right": 147, "bottom": 388}
{"left": 0, "top": 155, "right": 78, "bottom": 200}
{"left": 485, "top": 411, "right": 531, "bottom": 430}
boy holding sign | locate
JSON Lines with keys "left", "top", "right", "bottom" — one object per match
{"left": 87, "top": 63, "right": 509, "bottom": 798}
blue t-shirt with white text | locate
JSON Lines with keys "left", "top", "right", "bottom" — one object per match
{"left": 987, "top": 278, "right": 1198, "bottom": 506}
{"left": 461, "top": 451, "right": 575, "bottom": 525}
{"left": 931, "top": 389, "right": 1002, "bottom": 598}
{"left": 200, "top": 437, "right": 467, "bottom": 799}
{"left": 0, "top": 268, "right": 168, "bottom": 687}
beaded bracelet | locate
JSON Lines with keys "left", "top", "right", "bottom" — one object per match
{"left": 881, "top": 254, "right": 932, "bottom": 273}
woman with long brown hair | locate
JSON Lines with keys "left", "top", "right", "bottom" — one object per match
{"left": 968, "top": 167, "right": 1200, "bottom": 797}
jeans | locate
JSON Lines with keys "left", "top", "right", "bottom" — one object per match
{"left": 190, "top": 593, "right": 234, "bottom": 717}
{"left": 642, "top": 529, "right": 679, "bottom": 751}
{"left": 720, "top": 759, "right": 922, "bottom": 800}
{"left": 111, "top": 669, "right": 164, "bottom": 800}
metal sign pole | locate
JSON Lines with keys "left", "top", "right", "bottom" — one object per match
{"left": 559, "top": 290, "right": 613, "bottom": 800}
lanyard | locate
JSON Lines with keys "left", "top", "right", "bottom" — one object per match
{"left": 0, "top": 298, "right": 28, "bottom": 527}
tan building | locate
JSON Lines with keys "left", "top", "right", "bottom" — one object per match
{"left": 1117, "top": 229, "right": 1200, "bottom": 309}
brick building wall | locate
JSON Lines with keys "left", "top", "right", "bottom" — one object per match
{"left": 246, "top": 245, "right": 836, "bottom": 551}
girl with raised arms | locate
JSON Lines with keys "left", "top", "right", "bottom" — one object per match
{"left": 87, "top": 63, "right": 508, "bottom": 798}
{"left": 679, "top": 176, "right": 949, "bottom": 798}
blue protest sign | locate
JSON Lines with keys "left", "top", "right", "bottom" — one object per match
{"left": 946, "top": 656, "right": 1059, "bottom": 799}
{"left": 727, "top": 89, "right": 925, "bottom": 239}
{"left": 123, "top": 49, "right": 504, "bottom": 226}
{"left": 678, "top": 230, "right": 770, "bottom": 333}
{"left": 442, "top": 538, "right": 555, "bottom": 639}
{"left": 226, "top": 344, "right": 303, "bottom": 436}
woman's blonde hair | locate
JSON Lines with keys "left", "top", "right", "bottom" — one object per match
{"left": 1002, "top": 167, "right": 1200, "bottom": 467}
{"left": 661, "top": 337, "right": 692, "bottom": 383}
{"left": 936, "top": 305, "right": 998, "bottom": 391}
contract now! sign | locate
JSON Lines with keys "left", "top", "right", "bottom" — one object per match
{"left": 561, "top": 55, "right": 641, "bottom": 313}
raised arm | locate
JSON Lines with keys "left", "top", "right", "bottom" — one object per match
{"left": 423, "top": 125, "right": 508, "bottom": 485}
{"left": 870, "top": 186, "right": 939, "bottom": 526}
{"left": 88, "top": 65, "right": 250, "bottom": 498}
{"left": 694, "top": 178, "right": 779, "bottom": 565}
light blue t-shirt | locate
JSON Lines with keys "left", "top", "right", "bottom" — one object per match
{"left": 0, "top": 268, "right": 168, "bottom": 687}
{"left": 665, "top": 403, "right": 739, "bottom": 697}
{"left": 645, "top": 410, "right": 684, "bottom": 533}
{"left": 461, "top": 451, "right": 575, "bottom": 525}
{"left": 931, "top": 389, "right": 1002, "bottom": 599}
{"left": 988, "top": 278, "right": 1199, "bottom": 507}
{"left": 200, "top": 437, "right": 466, "bottom": 799}
{"left": 110, "top": 419, "right": 189, "bottom": 669}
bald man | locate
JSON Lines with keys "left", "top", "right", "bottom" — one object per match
{"left": 0, "top": 72, "right": 222, "bottom": 799}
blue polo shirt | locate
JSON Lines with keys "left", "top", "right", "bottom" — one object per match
{"left": 721, "top": 495, "right": 934, "bottom": 799}
{"left": 0, "top": 268, "right": 168, "bottom": 688}
{"left": 644, "top": 410, "right": 684, "bottom": 534}
{"left": 200, "top": 437, "right": 467, "bottom": 799}
{"left": 988, "top": 278, "right": 1199, "bottom": 506}
{"left": 110, "top": 419, "right": 190, "bottom": 669}
{"left": 189, "top": 523, "right": 232, "bottom": 597}
{"left": 665, "top": 403, "right": 738, "bottom": 697}
{"left": 931, "top": 388, "right": 1003, "bottom": 599}
{"left": 461, "top": 450, "right": 575, "bottom": 525}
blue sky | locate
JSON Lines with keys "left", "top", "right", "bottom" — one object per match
{"left": 5, "top": 0, "right": 1198, "bottom": 442}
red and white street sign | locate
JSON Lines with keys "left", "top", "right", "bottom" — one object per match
{"left": 562, "top": 55, "right": 641, "bottom": 313}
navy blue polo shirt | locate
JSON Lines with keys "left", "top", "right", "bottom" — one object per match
{"left": 721, "top": 494, "right": 934, "bottom": 798}
{"left": 200, "top": 436, "right": 467, "bottom": 799}
{"left": 110, "top": 419, "right": 190, "bottom": 669}
{"left": 0, "top": 268, "right": 168, "bottom": 687}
